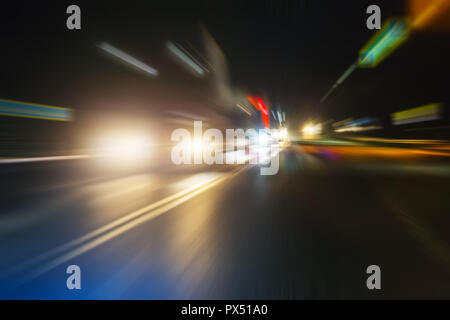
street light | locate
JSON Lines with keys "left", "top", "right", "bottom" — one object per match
{"left": 358, "top": 18, "right": 410, "bottom": 68}
{"left": 320, "top": 18, "right": 410, "bottom": 102}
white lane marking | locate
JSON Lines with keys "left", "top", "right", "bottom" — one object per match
{"left": 3, "top": 168, "right": 241, "bottom": 283}
{"left": 0, "top": 155, "right": 95, "bottom": 164}
{"left": 19, "top": 168, "right": 241, "bottom": 283}
{"left": 171, "top": 172, "right": 223, "bottom": 191}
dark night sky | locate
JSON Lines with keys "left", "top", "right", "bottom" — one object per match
{"left": 0, "top": 0, "right": 449, "bottom": 131}
{"left": 201, "top": 0, "right": 449, "bottom": 126}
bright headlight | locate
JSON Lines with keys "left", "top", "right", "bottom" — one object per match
{"left": 302, "top": 123, "right": 322, "bottom": 138}
{"left": 95, "top": 132, "right": 152, "bottom": 160}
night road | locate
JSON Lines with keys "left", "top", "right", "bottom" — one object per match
{"left": 1, "top": 0, "right": 450, "bottom": 302}
{"left": 1, "top": 140, "right": 450, "bottom": 299}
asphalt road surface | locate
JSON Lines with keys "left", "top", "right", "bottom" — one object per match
{"left": 1, "top": 144, "right": 450, "bottom": 299}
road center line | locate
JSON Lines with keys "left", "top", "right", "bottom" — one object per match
{"left": 10, "top": 168, "right": 243, "bottom": 284}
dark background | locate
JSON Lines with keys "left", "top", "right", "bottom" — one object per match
{"left": 0, "top": 0, "right": 449, "bottom": 134}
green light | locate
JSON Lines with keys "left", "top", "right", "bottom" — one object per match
{"left": 358, "top": 18, "right": 411, "bottom": 68}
